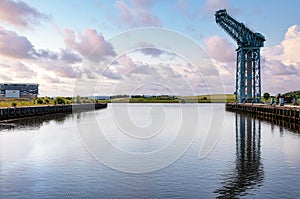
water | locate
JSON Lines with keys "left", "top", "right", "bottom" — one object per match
{"left": 1, "top": 104, "right": 300, "bottom": 198}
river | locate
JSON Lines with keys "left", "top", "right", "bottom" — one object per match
{"left": 1, "top": 104, "right": 300, "bottom": 198}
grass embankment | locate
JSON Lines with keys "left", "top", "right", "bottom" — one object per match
{"left": 106, "top": 94, "right": 235, "bottom": 103}
{"left": 0, "top": 94, "right": 235, "bottom": 108}
{"left": 0, "top": 96, "right": 97, "bottom": 108}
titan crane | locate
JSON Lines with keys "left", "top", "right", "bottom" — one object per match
{"left": 215, "top": 9, "right": 265, "bottom": 103}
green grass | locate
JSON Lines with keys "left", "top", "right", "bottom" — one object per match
{"left": 0, "top": 94, "right": 236, "bottom": 108}
{"left": 0, "top": 98, "right": 37, "bottom": 108}
{"left": 108, "top": 94, "right": 236, "bottom": 103}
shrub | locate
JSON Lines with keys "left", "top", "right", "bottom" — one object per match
{"left": 263, "top": 92, "right": 270, "bottom": 101}
{"left": 44, "top": 98, "right": 50, "bottom": 104}
{"left": 75, "top": 95, "right": 81, "bottom": 104}
{"left": 54, "top": 97, "right": 65, "bottom": 104}
{"left": 37, "top": 98, "right": 44, "bottom": 104}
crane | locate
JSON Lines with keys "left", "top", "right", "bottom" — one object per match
{"left": 215, "top": 9, "right": 265, "bottom": 103}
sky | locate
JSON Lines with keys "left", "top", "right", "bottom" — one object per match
{"left": 0, "top": 0, "right": 299, "bottom": 96}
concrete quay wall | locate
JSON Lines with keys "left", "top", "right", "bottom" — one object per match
{"left": 226, "top": 103, "right": 300, "bottom": 122}
{"left": 0, "top": 103, "right": 107, "bottom": 120}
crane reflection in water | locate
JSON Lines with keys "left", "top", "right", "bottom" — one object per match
{"left": 215, "top": 113, "right": 264, "bottom": 198}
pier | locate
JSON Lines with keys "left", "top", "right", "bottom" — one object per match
{"left": 226, "top": 103, "right": 300, "bottom": 123}
{"left": 0, "top": 103, "right": 107, "bottom": 120}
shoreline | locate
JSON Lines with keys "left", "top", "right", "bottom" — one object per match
{"left": 0, "top": 103, "right": 107, "bottom": 121}
{"left": 226, "top": 103, "right": 300, "bottom": 123}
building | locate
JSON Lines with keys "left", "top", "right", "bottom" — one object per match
{"left": 0, "top": 83, "right": 39, "bottom": 99}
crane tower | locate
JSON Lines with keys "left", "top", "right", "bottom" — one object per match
{"left": 215, "top": 9, "right": 265, "bottom": 103}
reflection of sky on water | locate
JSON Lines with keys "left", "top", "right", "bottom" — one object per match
{"left": 1, "top": 105, "right": 300, "bottom": 198}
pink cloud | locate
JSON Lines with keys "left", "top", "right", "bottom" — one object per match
{"left": 261, "top": 24, "right": 300, "bottom": 94}
{"left": 263, "top": 59, "right": 298, "bottom": 76}
{"left": 0, "top": 62, "right": 36, "bottom": 79}
{"left": 39, "top": 60, "right": 80, "bottom": 79}
{"left": 102, "top": 68, "right": 122, "bottom": 80}
{"left": 0, "top": 0, "right": 50, "bottom": 28}
{"left": 116, "top": 55, "right": 137, "bottom": 75}
{"left": 12, "top": 62, "right": 36, "bottom": 78}
{"left": 53, "top": 64, "right": 79, "bottom": 78}
{"left": 204, "top": 35, "right": 235, "bottom": 62}
{"left": 0, "top": 27, "right": 35, "bottom": 59}
{"left": 0, "top": 73, "right": 12, "bottom": 81}
{"left": 203, "top": 0, "right": 239, "bottom": 16}
{"left": 115, "top": 0, "right": 161, "bottom": 27}
{"left": 42, "top": 74, "right": 60, "bottom": 83}
{"left": 63, "top": 28, "right": 116, "bottom": 62}
{"left": 59, "top": 49, "right": 82, "bottom": 64}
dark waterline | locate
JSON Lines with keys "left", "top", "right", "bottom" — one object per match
{"left": 1, "top": 104, "right": 300, "bottom": 198}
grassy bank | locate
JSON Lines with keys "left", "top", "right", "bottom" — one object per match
{"left": 0, "top": 94, "right": 235, "bottom": 108}
{"left": 102, "top": 94, "right": 236, "bottom": 103}
{"left": 0, "top": 96, "right": 97, "bottom": 108}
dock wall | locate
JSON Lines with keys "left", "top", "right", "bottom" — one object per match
{"left": 0, "top": 103, "right": 107, "bottom": 120}
{"left": 226, "top": 103, "right": 300, "bottom": 122}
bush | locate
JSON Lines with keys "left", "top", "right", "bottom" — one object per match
{"left": 44, "top": 98, "right": 50, "bottom": 104}
{"left": 11, "top": 102, "right": 17, "bottom": 107}
{"left": 75, "top": 95, "right": 81, "bottom": 104}
{"left": 263, "top": 92, "right": 270, "bottom": 101}
{"left": 37, "top": 98, "right": 44, "bottom": 104}
{"left": 54, "top": 97, "right": 65, "bottom": 104}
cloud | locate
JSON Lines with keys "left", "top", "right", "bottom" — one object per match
{"left": 136, "top": 41, "right": 165, "bottom": 57}
{"left": 53, "top": 65, "right": 79, "bottom": 78}
{"left": 115, "top": 0, "right": 162, "bottom": 27}
{"left": 262, "top": 25, "right": 300, "bottom": 78}
{"left": 0, "top": 0, "right": 50, "bottom": 28}
{"left": 6, "top": 62, "right": 36, "bottom": 78}
{"left": 0, "top": 73, "right": 12, "bottom": 81}
{"left": 115, "top": 54, "right": 137, "bottom": 74}
{"left": 40, "top": 61, "right": 80, "bottom": 79}
{"left": 204, "top": 35, "right": 235, "bottom": 62}
{"left": 102, "top": 68, "right": 122, "bottom": 80}
{"left": 263, "top": 59, "right": 297, "bottom": 76}
{"left": 203, "top": 0, "right": 239, "bottom": 16}
{"left": 63, "top": 28, "right": 116, "bottom": 62}
{"left": 0, "top": 27, "right": 35, "bottom": 59}
{"left": 139, "top": 48, "right": 164, "bottom": 57}
{"left": 41, "top": 74, "right": 60, "bottom": 83}
{"left": 35, "top": 49, "right": 58, "bottom": 59}
{"left": 157, "top": 65, "right": 181, "bottom": 78}
{"left": 281, "top": 25, "right": 300, "bottom": 64}
{"left": 59, "top": 49, "right": 82, "bottom": 64}
{"left": 114, "top": 54, "right": 155, "bottom": 76}
{"left": 131, "top": 64, "right": 154, "bottom": 74}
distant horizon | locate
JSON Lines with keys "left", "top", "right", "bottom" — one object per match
{"left": 38, "top": 92, "right": 298, "bottom": 98}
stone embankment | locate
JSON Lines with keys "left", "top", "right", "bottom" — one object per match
{"left": 226, "top": 103, "right": 300, "bottom": 122}
{"left": 0, "top": 103, "right": 107, "bottom": 120}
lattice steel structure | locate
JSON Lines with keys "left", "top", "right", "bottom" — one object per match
{"left": 215, "top": 9, "right": 265, "bottom": 103}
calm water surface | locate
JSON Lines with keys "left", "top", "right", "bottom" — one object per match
{"left": 1, "top": 104, "right": 300, "bottom": 198}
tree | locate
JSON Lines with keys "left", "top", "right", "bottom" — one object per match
{"left": 263, "top": 92, "right": 270, "bottom": 101}
{"left": 75, "top": 95, "right": 81, "bottom": 104}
